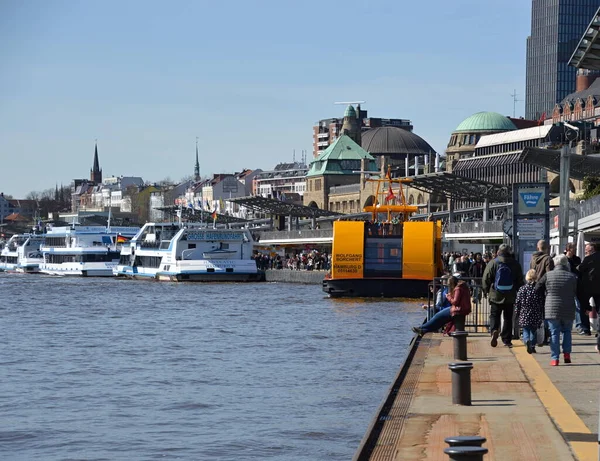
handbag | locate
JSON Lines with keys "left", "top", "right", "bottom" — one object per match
{"left": 536, "top": 322, "right": 545, "bottom": 347}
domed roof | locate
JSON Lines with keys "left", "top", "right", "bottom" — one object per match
{"left": 361, "top": 126, "right": 435, "bottom": 157}
{"left": 454, "top": 112, "right": 517, "bottom": 133}
{"left": 344, "top": 105, "right": 356, "bottom": 118}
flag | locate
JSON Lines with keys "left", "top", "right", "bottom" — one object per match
{"left": 116, "top": 234, "right": 130, "bottom": 244}
{"left": 385, "top": 172, "right": 395, "bottom": 202}
{"left": 187, "top": 202, "right": 193, "bottom": 210}
{"left": 538, "top": 112, "right": 546, "bottom": 126}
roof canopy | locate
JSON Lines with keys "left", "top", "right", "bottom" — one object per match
{"left": 402, "top": 172, "right": 510, "bottom": 203}
{"left": 476, "top": 125, "right": 553, "bottom": 149}
{"left": 229, "top": 196, "right": 341, "bottom": 218}
{"left": 154, "top": 206, "right": 250, "bottom": 224}
{"left": 520, "top": 147, "right": 600, "bottom": 180}
{"left": 570, "top": 6, "right": 600, "bottom": 70}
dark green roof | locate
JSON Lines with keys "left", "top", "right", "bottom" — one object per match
{"left": 307, "top": 135, "right": 376, "bottom": 177}
{"left": 454, "top": 112, "right": 517, "bottom": 133}
{"left": 344, "top": 105, "right": 356, "bottom": 118}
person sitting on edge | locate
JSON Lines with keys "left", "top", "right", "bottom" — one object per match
{"left": 482, "top": 244, "right": 524, "bottom": 348}
{"left": 536, "top": 254, "right": 577, "bottom": 366}
{"left": 412, "top": 276, "right": 471, "bottom": 336}
{"left": 514, "top": 269, "right": 545, "bottom": 354}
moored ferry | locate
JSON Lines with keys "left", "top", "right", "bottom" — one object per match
{"left": 39, "top": 226, "right": 139, "bottom": 277}
{"left": 322, "top": 172, "right": 443, "bottom": 298}
{"left": 0, "top": 233, "right": 45, "bottom": 273}
{"left": 114, "top": 222, "right": 262, "bottom": 282}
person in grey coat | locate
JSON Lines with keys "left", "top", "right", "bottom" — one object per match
{"left": 536, "top": 254, "right": 577, "bottom": 366}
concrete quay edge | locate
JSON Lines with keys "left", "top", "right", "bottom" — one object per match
{"left": 354, "top": 332, "right": 598, "bottom": 460}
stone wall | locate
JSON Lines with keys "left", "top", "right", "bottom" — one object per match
{"left": 265, "top": 269, "right": 325, "bottom": 285}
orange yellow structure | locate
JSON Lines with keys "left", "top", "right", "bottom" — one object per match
{"left": 323, "top": 171, "right": 443, "bottom": 298}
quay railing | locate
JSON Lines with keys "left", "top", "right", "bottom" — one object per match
{"left": 255, "top": 229, "right": 333, "bottom": 242}
{"left": 446, "top": 222, "right": 503, "bottom": 234}
{"left": 427, "top": 277, "right": 489, "bottom": 333}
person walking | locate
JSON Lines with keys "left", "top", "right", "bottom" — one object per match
{"left": 530, "top": 239, "right": 554, "bottom": 280}
{"left": 529, "top": 239, "right": 554, "bottom": 344}
{"left": 482, "top": 244, "right": 524, "bottom": 348}
{"left": 514, "top": 269, "right": 545, "bottom": 354}
{"left": 412, "top": 276, "right": 471, "bottom": 335}
{"left": 536, "top": 254, "right": 577, "bottom": 366}
{"left": 564, "top": 242, "right": 584, "bottom": 334}
{"left": 577, "top": 243, "right": 600, "bottom": 336}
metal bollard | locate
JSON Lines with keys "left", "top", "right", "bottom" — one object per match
{"left": 448, "top": 362, "right": 473, "bottom": 405}
{"left": 450, "top": 331, "right": 469, "bottom": 361}
{"left": 444, "top": 435, "right": 486, "bottom": 447}
{"left": 444, "top": 446, "right": 488, "bottom": 460}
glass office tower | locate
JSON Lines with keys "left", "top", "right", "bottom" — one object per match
{"left": 525, "top": 0, "right": 600, "bottom": 120}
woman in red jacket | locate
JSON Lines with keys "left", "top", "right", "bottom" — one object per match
{"left": 412, "top": 276, "right": 471, "bottom": 335}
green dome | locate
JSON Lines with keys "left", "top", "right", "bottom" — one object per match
{"left": 344, "top": 105, "right": 356, "bottom": 118}
{"left": 454, "top": 112, "right": 517, "bottom": 133}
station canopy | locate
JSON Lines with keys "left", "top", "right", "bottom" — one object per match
{"left": 154, "top": 206, "right": 250, "bottom": 224}
{"left": 520, "top": 146, "right": 600, "bottom": 180}
{"left": 229, "top": 196, "right": 341, "bottom": 218}
{"left": 569, "top": 7, "right": 600, "bottom": 70}
{"left": 401, "top": 171, "right": 511, "bottom": 203}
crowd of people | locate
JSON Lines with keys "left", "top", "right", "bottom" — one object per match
{"left": 253, "top": 250, "right": 331, "bottom": 272}
{"left": 414, "top": 239, "right": 600, "bottom": 366}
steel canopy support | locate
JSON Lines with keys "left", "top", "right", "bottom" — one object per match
{"left": 559, "top": 145, "right": 571, "bottom": 252}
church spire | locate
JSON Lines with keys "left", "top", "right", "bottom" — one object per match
{"left": 90, "top": 140, "right": 102, "bottom": 184}
{"left": 194, "top": 137, "right": 200, "bottom": 181}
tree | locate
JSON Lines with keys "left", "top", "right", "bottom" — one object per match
{"left": 582, "top": 176, "right": 600, "bottom": 200}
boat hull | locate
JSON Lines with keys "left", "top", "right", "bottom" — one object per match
{"left": 322, "top": 278, "right": 430, "bottom": 298}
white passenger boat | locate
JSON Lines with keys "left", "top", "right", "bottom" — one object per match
{"left": 39, "top": 226, "right": 139, "bottom": 277}
{"left": 114, "top": 222, "right": 263, "bottom": 282}
{"left": 0, "top": 233, "right": 45, "bottom": 273}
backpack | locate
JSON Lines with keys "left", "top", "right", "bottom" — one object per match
{"left": 494, "top": 260, "right": 513, "bottom": 293}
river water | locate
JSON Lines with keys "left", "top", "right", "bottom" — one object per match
{"left": 0, "top": 274, "right": 422, "bottom": 461}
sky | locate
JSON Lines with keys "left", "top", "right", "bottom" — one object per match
{"left": 0, "top": 0, "right": 531, "bottom": 198}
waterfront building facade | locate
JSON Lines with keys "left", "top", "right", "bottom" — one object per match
{"left": 313, "top": 105, "right": 413, "bottom": 158}
{"left": 254, "top": 162, "right": 308, "bottom": 200}
{"left": 525, "top": 0, "right": 600, "bottom": 120}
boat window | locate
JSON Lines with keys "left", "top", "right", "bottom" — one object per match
{"left": 364, "top": 238, "right": 402, "bottom": 278}
{"left": 188, "top": 243, "right": 196, "bottom": 249}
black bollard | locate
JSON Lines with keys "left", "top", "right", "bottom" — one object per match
{"left": 444, "top": 446, "right": 488, "bottom": 460}
{"left": 448, "top": 362, "right": 473, "bottom": 405}
{"left": 450, "top": 331, "right": 469, "bottom": 361}
{"left": 444, "top": 436, "right": 486, "bottom": 447}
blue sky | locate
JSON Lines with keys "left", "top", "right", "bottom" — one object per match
{"left": 0, "top": 0, "right": 531, "bottom": 197}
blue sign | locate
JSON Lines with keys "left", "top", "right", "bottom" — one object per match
{"left": 519, "top": 192, "right": 542, "bottom": 207}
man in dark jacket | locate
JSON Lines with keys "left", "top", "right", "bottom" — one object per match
{"left": 530, "top": 239, "right": 554, "bottom": 280}
{"left": 482, "top": 244, "right": 524, "bottom": 348}
{"left": 565, "top": 242, "right": 583, "bottom": 333}
{"left": 578, "top": 243, "right": 600, "bottom": 336}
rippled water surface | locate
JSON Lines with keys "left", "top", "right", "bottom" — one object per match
{"left": 0, "top": 274, "right": 422, "bottom": 461}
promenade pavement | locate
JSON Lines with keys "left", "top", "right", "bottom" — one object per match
{"left": 360, "top": 332, "right": 599, "bottom": 460}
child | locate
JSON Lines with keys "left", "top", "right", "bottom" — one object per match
{"left": 514, "top": 269, "right": 545, "bottom": 354}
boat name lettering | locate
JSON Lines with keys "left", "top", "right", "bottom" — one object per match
{"left": 334, "top": 254, "right": 362, "bottom": 262}
{"left": 187, "top": 232, "right": 243, "bottom": 241}
{"left": 332, "top": 264, "right": 362, "bottom": 273}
